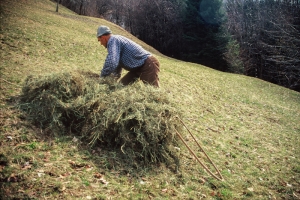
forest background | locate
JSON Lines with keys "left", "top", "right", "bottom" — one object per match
{"left": 56, "top": 0, "right": 300, "bottom": 92}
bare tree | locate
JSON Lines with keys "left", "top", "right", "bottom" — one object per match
{"left": 122, "top": 0, "right": 140, "bottom": 33}
{"left": 96, "top": 0, "right": 110, "bottom": 17}
{"left": 56, "top": 0, "right": 59, "bottom": 12}
{"left": 59, "top": 0, "right": 90, "bottom": 15}
{"left": 104, "top": 0, "right": 124, "bottom": 26}
{"left": 127, "top": 0, "right": 187, "bottom": 56}
{"left": 224, "top": 0, "right": 300, "bottom": 91}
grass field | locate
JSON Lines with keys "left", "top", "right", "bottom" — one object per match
{"left": 1, "top": 0, "right": 300, "bottom": 199}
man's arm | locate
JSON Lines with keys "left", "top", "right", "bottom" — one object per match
{"left": 100, "top": 38, "right": 121, "bottom": 77}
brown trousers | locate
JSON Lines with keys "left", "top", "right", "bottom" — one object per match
{"left": 120, "top": 56, "right": 160, "bottom": 87}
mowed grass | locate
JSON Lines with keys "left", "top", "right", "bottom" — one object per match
{"left": 1, "top": 0, "right": 300, "bottom": 199}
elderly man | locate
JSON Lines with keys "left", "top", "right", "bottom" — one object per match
{"left": 97, "top": 25, "right": 160, "bottom": 87}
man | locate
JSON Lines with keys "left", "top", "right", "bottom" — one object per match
{"left": 97, "top": 25, "right": 160, "bottom": 87}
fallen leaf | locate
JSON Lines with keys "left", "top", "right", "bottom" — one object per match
{"left": 72, "top": 136, "right": 78, "bottom": 143}
{"left": 140, "top": 180, "right": 146, "bottom": 185}
{"left": 59, "top": 185, "right": 66, "bottom": 192}
{"left": 8, "top": 174, "right": 18, "bottom": 182}
{"left": 60, "top": 172, "right": 70, "bottom": 178}
{"left": 199, "top": 177, "right": 206, "bottom": 184}
{"left": 99, "top": 177, "right": 109, "bottom": 185}
{"left": 161, "top": 188, "right": 168, "bottom": 193}
{"left": 22, "top": 165, "right": 31, "bottom": 170}
{"left": 286, "top": 183, "right": 292, "bottom": 187}
{"left": 22, "top": 162, "right": 32, "bottom": 170}
{"left": 94, "top": 172, "right": 103, "bottom": 179}
{"left": 85, "top": 165, "right": 93, "bottom": 171}
{"left": 43, "top": 152, "right": 51, "bottom": 162}
{"left": 68, "top": 160, "right": 76, "bottom": 165}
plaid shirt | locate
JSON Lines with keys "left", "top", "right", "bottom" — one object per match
{"left": 100, "top": 35, "right": 151, "bottom": 77}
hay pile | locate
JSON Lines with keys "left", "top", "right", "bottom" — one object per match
{"left": 19, "top": 71, "right": 183, "bottom": 166}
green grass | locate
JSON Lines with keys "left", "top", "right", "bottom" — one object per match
{"left": 1, "top": 0, "right": 300, "bottom": 199}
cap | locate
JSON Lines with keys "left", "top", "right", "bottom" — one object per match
{"left": 97, "top": 25, "right": 112, "bottom": 37}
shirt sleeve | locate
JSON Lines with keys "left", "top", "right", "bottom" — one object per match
{"left": 100, "top": 38, "right": 121, "bottom": 77}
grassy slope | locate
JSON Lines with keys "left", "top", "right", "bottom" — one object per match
{"left": 1, "top": 0, "right": 300, "bottom": 199}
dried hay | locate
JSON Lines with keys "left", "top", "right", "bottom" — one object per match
{"left": 19, "top": 71, "right": 183, "bottom": 167}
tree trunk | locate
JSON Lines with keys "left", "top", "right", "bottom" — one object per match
{"left": 56, "top": 0, "right": 59, "bottom": 12}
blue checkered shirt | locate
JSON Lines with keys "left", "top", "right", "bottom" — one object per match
{"left": 100, "top": 35, "right": 151, "bottom": 77}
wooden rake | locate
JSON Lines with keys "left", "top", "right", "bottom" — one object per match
{"left": 175, "top": 116, "right": 224, "bottom": 181}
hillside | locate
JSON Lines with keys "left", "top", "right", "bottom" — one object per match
{"left": 1, "top": 0, "right": 300, "bottom": 199}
